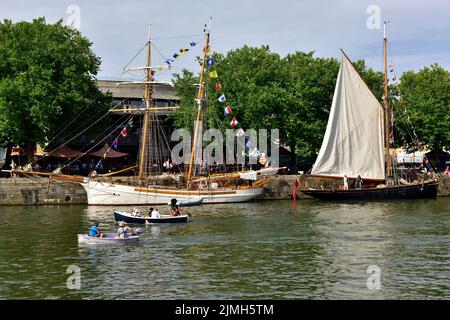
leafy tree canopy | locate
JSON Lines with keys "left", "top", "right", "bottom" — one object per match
{"left": 0, "top": 18, "right": 110, "bottom": 160}
{"left": 395, "top": 64, "right": 450, "bottom": 153}
{"left": 173, "top": 45, "right": 384, "bottom": 162}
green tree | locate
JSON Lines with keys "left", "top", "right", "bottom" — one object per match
{"left": 0, "top": 18, "right": 110, "bottom": 163}
{"left": 395, "top": 64, "right": 450, "bottom": 161}
{"left": 172, "top": 45, "right": 384, "bottom": 167}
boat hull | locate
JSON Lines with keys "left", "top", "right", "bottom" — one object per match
{"left": 81, "top": 181, "right": 264, "bottom": 205}
{"left": 114, "top": 211, "right": 190, "bottom": 224}
{"left": 167, "top": 197, "right": 203, "bottom": 207}
{"left": 300, "top": 181, "right": 438, "bottom": 200}
{"left": 77, "top": 233, "right": 139, "bottom": 244}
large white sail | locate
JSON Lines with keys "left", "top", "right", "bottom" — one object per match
{"left": 311, "top": 53, "right": 385, "bottom": 180}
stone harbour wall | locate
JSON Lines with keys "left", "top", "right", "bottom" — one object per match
{"left": 0, "top": 173, "right": 448, "bottom": 205}
{"left": 0, "top": 177, "right": 87, "bottom": 205}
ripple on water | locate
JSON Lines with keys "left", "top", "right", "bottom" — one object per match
{"left": 0, "top": 199, "right": 449, "bottom": 299}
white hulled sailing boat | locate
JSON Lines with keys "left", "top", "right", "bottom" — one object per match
{"left": 14, "top": 19, "right": 275, "bottom": 205}
{"left": 301, "top": 24, "right": 438, "bottom": 200}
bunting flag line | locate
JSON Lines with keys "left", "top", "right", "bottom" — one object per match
{"left": 164, "top": 41, "right": 199, "bottom": 66}
{"left": 218, "top": 94, "right": 226, "bottom": 103}
{"left": 209, "top": 70, "right": 218, "bottom": 78}
{"left": 121, "top": 127, "right": 127, "bottom": 137}
{"left": 205, "top": 53, "right": 253, "bottom": 160}
{"left": 224, "top": 105, "right": 232, "bottom": 116}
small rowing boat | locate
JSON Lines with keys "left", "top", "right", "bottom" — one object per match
{"left": 114, "top": 210, "right": 191, "bottom": 224}
{"left": 77, "top": 233, "right": 139, "bottom": 244}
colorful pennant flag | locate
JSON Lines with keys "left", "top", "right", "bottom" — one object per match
{"left": 189, "top": 41, "right": 197, "bottom": 47}
{"left": 209, "top": 70, "right": 218, "bottom": 78}
{"left": 224, "top": 105, "right": 232, "bottom": 116}
{"left": 180, "top": 48, "right": 189, "bottom": 54}
{"left": 235, "top": 128, "right": 245, "bottom": 137}
{"left": 292, "top": 176, "right": 300, "bottom": 207}
{"left": 173, "top": 53, "right": 180, "bottom": 59}
{"left": 218, "top": 94, "right": 226, "bottom": 103}
{"left": 207, "top": 58, "right": 214, "bottom": 66}
{"left": 230, "top": 117, "right": 238, "bottom": 127}
{"left": 252, "top": 147, "right": 260, "bottom": 157}
{"left": 164, "top": 58, "right": 174, "bottom": 65}
{"left": 215, "top": 83, "right": 222, "bottom": 91}
{"left": 121, "top": 127, "right": 127, "bottom": 137}
{"left": 112, "top": 138, "right": 118, "bottom": 150}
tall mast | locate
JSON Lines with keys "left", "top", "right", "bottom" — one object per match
{"left": 138, "top": 26, "right": 152, "bottom": 184}
{"left": 383, "top": 22, "right": 391, "bottom": 180}
{"left": 186, "top": 17, "right": 212, "bottom": 189}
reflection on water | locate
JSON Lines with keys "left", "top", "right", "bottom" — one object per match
{"left": 0, "top": 198, "right": 449, "bottom": 299}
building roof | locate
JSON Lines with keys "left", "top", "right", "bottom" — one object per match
{"left": 97, "top": 80, "right": 179, "bottom": 101}
{"left": 89, "top": 143, "right": 128, "bottom": 158}
{"left": 47, "top": 145, "right": 84, "bottom": 158}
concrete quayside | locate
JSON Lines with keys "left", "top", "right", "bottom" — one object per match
{"left": 1, "top": 173, "right": 449, "bottom": 205}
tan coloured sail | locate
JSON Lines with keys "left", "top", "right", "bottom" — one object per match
{"left": 311, "top": 53, "right": 385, "bottom": 180}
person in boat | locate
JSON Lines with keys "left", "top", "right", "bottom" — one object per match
{"left": 355, "top": 175, "right": 363, "bottom": 190}
{"left": 117, "top": 221, "right": 131, "bottom": 239}
{"left": 89, "top": 221, "right": 101, "bottom": 238}
{"left": 343, "top": 175, "right": 349, "bottom": 190}
{"left": 132, "top": 207, "right": 141, "bottom": 217}
{"left": 170, "top": 205, "right": 181, "bottom": 216}
{"left": 150, "top": 207, "right": 161, "bottom": 219}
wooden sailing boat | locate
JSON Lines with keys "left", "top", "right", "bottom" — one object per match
{"left": 300, "top": 23, "right": 438, "bottom": 200}
{"left": 76, "top": 19, "right": 274, "bottom": 205}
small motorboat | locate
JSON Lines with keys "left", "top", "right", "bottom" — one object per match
{"left": 167, "top": 197, "right": 203, "bottom": 207}
{"left": 77, "top": 233, "right": 139, "bottom": 244}
{"left": 114, "top": 210, "right": 191, "bottom": 224}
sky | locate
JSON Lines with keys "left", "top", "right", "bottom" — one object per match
{"left": 1, "top": 0, "right": 449, "bottom": 82}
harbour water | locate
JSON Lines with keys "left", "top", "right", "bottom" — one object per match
{"left": 0, "top": 198, "right": 448, "bottom": 299}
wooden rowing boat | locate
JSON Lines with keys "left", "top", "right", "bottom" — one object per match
{"left": 77, "top": 233, "right": 139, "bottom": 244}
{"left": 114, "top": 210, "right": 190, "bottom": 224}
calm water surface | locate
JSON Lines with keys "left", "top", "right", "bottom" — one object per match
{"left": 0, "top": 198, "right": 449, "bottom": 299}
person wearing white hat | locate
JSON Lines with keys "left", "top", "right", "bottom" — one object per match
{"left": 117, "top": 221, "right": 130, "bottom": 239}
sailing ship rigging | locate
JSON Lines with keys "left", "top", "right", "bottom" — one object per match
{"left": 10, "top": 19, "right": 276, "bottom": 205}
{"left": 301, "top": 23, "right": 438, "bottom": 200}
